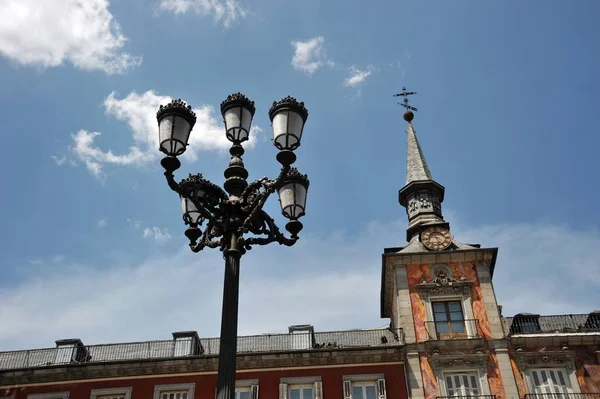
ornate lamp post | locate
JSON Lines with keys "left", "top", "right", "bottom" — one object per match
{"left": 157, "top": 93, "right": 310, "bottom": 399}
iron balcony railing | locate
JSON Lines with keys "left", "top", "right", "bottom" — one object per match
{"left": 524, "top": 394, "right": 600, "bottom": 399}
{"left": 0, "top": 328, "right": 404, "bottom": 371}
{"left": 425, "top": 319, "right": 481, "bottom": 340}
{"left": 437, "top": 395, "right": 496, "bottom": 399}
{"left": 507, "top": 314, "right": 600, "bottom": 335}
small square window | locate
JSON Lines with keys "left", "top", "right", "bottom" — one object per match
{"left": 343, "top": 376, "right": 386, "bottom": 399}
{"left": 91, "top": 387, "right": 132, "bottom": 399}
{"left": 154, "top": 384, "right": 194, "bottom": 399}
{"left": 290, "top": 386, "right": 313, "bottom": 399}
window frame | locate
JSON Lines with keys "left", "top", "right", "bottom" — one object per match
{"left": 442, "top": 371, "right": 482, "bottom": 397}
{"left": 422, "top": 291, "right": 476, "bottom": 339}
{"left": 90, "top": 387, "right": 132, "bottom": 399}
{"left": 514, "top": 351, "right": 581, "bottom": 395}
{"left": 526, "top": 368, "right": 575, "bottom": 395}
{"left": 153, "top": 383, "right": 195, "bottom": 399}
{"left": 343, "top": 374, "right": 386, "bottom": 399}
{"left": 429, "top": 354, "right": 491, "bottom": 397}
{"left": 280, "top": 376, "right": 322, "bottom": 399}
{"left": 27, "top": 393, "right": 70, "bottom": 399}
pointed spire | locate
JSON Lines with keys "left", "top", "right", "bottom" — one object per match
{"left": 406, "top": 122, "right": 432, "bottom": 184}
{"left": 396, "top": 91, "right": 447, "bottom": 242}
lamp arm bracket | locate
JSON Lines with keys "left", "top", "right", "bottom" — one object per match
{"left": 241, "top": 210, "right": 297, "bottom": 251}
{"left": 239, "top": 165, "right": 291, "bottom": 233}
{"left": 190, "top": 221, "right": 223, "bottom": 252}
{"left": 164, "top": 171, "right": 181, "bottom": 194}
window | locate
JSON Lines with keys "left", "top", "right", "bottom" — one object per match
{"left": 27, "top": 394, "right": 70, "bottom": 399}
{"left": 235, "top": 382, "right": 259, "bottom": 399}
{"left": 290, "top": 387, "right": 313, "bottom": 399}
{"left": 433, "top": 301, "right": 466, "bottom": 338}
{"left": 288, "top": 325, "right": 315, "bottom": 350}
{"left": 91, "top": 387, "right": 132, "bottom": 399}
{"left": 529, "top": 369, "right": 572, "bottom": 394}
{"left": 343, "top": 376, "right": 386, "bottom": 399}
{"left": 444, "top": 372, "right": 481, "bottom": 397}
{"left": 153, "top": 384, "right": 195, "bottom": 399}
{"left": 279, "top": 378, "right": 322, "bottom": 399}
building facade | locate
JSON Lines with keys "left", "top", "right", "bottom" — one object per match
{"left": 1, "top": 107, "right": 598, "bottom": 399}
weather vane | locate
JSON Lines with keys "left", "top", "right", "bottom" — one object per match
{"left": 393, "top": 86, "right": 418, "bottom": 112}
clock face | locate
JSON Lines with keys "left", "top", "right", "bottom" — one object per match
{"left": 421, "top": 226, "right": 453, "bottom": 251}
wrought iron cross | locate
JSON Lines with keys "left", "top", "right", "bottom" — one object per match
{"left": 393, "top": 86, "right": 418, "bottom": 112}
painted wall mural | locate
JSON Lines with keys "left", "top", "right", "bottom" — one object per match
{"left": 406, "top": 261, "right": 492, "bottom": 341}
{"left": 487, "top": 352, "right": 506, "bottom": 399}
{"left": 420, "top": 354, "right": 439, "bottom": 399}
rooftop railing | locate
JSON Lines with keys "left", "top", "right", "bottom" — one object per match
{"left": 437, "top": 395, "right": 496, "bottom": 399}
{"left": 0, "top": 328, "right": 403, "bottom": 371}
{"left": 507, "top": 314, "right": 600, "bottom": 335}
{"left": 524, "top": 393, "right": 600, "bottom": 399}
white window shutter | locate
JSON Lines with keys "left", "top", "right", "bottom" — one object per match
{"left": 377, "top": 379, "right": 387, "bottom": 399}
{"left": 314, "top": 381, "right": 323, "bottom": 399}
{"left": 252, "top": 384, "right": 260, "bottom": 399}
{"left": 279, "top": 383, "right": 288, "bottom": 399}
{"left": 343, "top": 380, "right": 353, "bottom": 399}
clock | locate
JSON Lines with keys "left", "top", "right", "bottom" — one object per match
{"left": 421, "top": 226, "right": 452, "bottom": 251}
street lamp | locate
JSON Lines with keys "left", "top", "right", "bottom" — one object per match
{"left": 157, "top": 93, "right": 310, "bottom": 399}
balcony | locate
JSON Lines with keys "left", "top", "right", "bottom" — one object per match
{"left": 507, "top": 313, "right": 600, "bottom": 335}
{"left": 0, "top": 328, "right": 404, "bottom": 371}
{"left": 425, "top": 319, "right": 481, "bottom": 340}
{"left": 524, "top": 394, "right": 600, "bottom": 399}
{"left": 437, "top": 396, "right": 496, "bottom": 399}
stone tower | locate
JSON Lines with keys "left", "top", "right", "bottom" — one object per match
{"left": 380, "top": 102, "right": 520, "bottom": 399}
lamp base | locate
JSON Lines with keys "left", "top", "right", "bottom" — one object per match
{"left": 277, "top": 150, "right": 296, "bottom": 166}
{"left": 285, "top": 220, "right": 303, "bottom": 237}
{"left": 185, "top": 226, "right": 202, "bottom": 245}
{"left": 161, "top": 156, "right": 181, "bottom": 172}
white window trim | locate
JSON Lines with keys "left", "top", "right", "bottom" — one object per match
{"left": 440, "top": 371, "right": 485, "bottom": 397}
{"left": 153, "top": 383, "right": 195, "bottom": 399}
{"left": 27, "top": 393, "right": 70, "bottom": 399}
{"left": 280, "top": 376, "right": 322, "bottom": 399}
{"left": 343, "top": 374, "right": 386, "bottom": 399}
{"left": 420, "top": 287, "right": 476, "bottom": 339}
{"left": 90, "top": 387, "right": 132, "bottom": 399}
{"left": 429, "top": 354, "right": 491, "bottom": 396}
{"left": 514, "top": 351, "right": 581, "bottom": 394}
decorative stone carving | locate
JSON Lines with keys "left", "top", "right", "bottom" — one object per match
{"left": 407, "top": 192, "right": 441, "bottom": 218}
{"left": 514, "top": 351, "right": 576, "bottom": 371}
{"left": 429, "top": 353, "right": 488, "bottom": 370}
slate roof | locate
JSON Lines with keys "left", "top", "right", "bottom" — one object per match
{"left": 505, "top": 313, "right": 600, "bottom": 335}
{"left": 0, "top": 328, "right": 404, "bottom": 371}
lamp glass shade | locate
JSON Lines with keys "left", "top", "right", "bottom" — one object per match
{"left": 159, "top": 114, "right": 192, "bottom": 156}
{"left": 272, "top": 109, "right": 305, "bottom": 151}
{"left": 278, "top": 181, "right": 307, "bottom": 220}
{"left": 181, "top": 196, "right": 202, "bottom": 226}
{"left": 223, "top": 105, "right": 253, "bottom": 143}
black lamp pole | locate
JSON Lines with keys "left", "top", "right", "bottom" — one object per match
{"left": 157, "top": 93, "right": 310, "bottom": 399}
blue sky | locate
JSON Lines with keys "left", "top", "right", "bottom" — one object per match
{"left": 0, "top": 0, "right": 599, "bottom": 350}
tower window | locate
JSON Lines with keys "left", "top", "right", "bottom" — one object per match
{"left": 432, "top": 301, "right": 466, "bottom": 338}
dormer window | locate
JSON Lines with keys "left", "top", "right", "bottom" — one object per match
{"left": 288, "top": 325, "right": 315, "bottom": 350}
{"left": 583, "top": 311, "right": 600, "bottom": 331}
{"left": 172, "top": 331, "right": 203, "bottom": 356}
{"left": 510, "top": 314, "right": 541, "bottom": 334}
{"left": 54, "top": 338, "right": 89, "bottom": 364}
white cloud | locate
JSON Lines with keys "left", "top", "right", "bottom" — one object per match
{"left": 69, "top": 90, "right": 260, "bottom": 180}
{"left": 158, "top": 0, "right": 246, "bottom": 28}
{"left": 291, "top": 37, "right": 334, "bottom": 75}
{"left": 0, "top": 217, "right": 598, "bottom": 350}
{"left": 142, "top": 227, "right": 172, "bottom": 242}
{"left": 343, "top": 65, "right": 376, "bottom": 88}
{"left": 127, "top": 218, "right": 142, "bottom": 230}
{"left": 97, "top": 219, "right": 108, "bottom": 228}
{"left": 0, "top": 0, "right": 142, "bottom": 74}
{"left": 51, "top": 155, "right": 67, "bottom": 166}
